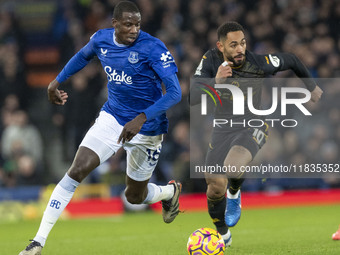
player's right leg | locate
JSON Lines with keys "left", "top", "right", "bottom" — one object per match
{"left": 19, "top": 146, "right": 101, "bottom": 255}
{"left": 19, "top": 111, "right": 120, "bottom": 254}
{"left": 205, "top": 174, "right": 232, "bottom": 246}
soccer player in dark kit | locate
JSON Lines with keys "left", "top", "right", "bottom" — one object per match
{"left": 190, "top": 21, "right": 323, "bottom": 246}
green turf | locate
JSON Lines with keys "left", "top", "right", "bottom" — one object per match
{"left": 2, "top": 205, "right": 340, "bottom": 254}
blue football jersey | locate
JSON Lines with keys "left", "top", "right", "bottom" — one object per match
{"left": 75, "top": 28, "right": 178, "bottom": 135}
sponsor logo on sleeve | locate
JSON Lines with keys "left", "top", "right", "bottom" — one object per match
{"left": 268, "top": 54, "right": 280, "bottom": 67}
{"left": 160, "top": 51, "right": 175, "bottom": 68}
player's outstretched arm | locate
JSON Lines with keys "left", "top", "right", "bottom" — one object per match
{"left": 143, "top": 74, "right": 182, "bottom": 120}
{"left": 274, "top": 53, "right": 323, "bottom": 102}
{"left": 271, "top": 53, "right": 319, "bottom": 92}
{"left": 47, "top": 79, "right": 68, "bottom": 105}
{"left": 118, "top": 74, "right": 181, "bottom": 144}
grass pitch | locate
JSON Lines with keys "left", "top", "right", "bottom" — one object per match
{"left": 2, "top": 204, "right": 340, "bottom": 254}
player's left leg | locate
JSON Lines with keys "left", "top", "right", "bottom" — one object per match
{"left": 124, "top": 176, "right": 181, "bottom": 224}
{"left": 224, "top": 145, "right": 252, "bottom": 227}
{"left": 204, "top": 131, "right": 233, "bottom": 245}
{"left": 125, "top": 176, "right": 176, "bottom": 205}
{"left": 205, "top": 174, "right": 232, "bottom": 246}
{"left": 124, "top": 134, "right": 182, "bottom": 223}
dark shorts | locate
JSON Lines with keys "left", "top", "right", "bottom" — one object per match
{"left": 205, "top": 126, "right": 268, "bottom": 167}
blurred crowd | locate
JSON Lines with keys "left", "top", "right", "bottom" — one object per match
{"left": 0, "top": 0, "right": 339, "bottom": 192}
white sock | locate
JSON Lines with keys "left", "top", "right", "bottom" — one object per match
{"left": 34, "top": 174, "right": 79, "bottom": 246}
{"left": 227, "top": 189, "right": 240, "bottom": 199}
{"left": 221, "top": 229, "right": 232, "bottom": 246}
{"left": 221, "top": 229, "right": 231, "bottom": 240}
{"left": 143, "top": 183, "right": 174, "bottom": 204}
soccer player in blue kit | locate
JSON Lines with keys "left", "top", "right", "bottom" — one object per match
{"left": 19, "top": 2, "right": 182, "bottom": 254}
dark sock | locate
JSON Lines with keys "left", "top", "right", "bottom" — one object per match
{"left": 228, "top": 178, "right": 245, "bottom": 195}
{"left": 207, "top": 195, "right": 228, "bottom": 235}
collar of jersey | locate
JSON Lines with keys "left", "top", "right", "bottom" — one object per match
{"left": 231, "top": 64, "right": 244, "bottom": 69}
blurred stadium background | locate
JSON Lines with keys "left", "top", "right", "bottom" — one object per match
{"left": 0, "top": 0, "right": 339, "bottom": 221}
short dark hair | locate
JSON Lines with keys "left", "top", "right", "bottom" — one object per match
{"left": 113, "top": 1, "right": 140, "bottom": 20}
{"left": 217, "top": 21, "right": 244, "bottom": 41}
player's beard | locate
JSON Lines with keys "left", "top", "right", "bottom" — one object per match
{"left": 225, "top": 50, "right": 245, "bottom": 67}
{"left": 230, "top": 55, "right": 245, "bottom": 67}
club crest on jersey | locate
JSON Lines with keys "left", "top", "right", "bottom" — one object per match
{"left": 128, "top": 51, "right": 139, "bottom": 64}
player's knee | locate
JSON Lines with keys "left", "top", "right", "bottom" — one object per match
{"left": 68, "top": 160, "right": 94, "bottom": 182}
{"left": 125, "top": 190, "right": 144, "bottom": 204}
{"left": 68, "top": 164, "right": 86, "bottom": 182}
{"left": 206, "top": 179, "right": 227, "bottom": 199}
{"left": 225, "top": 146, "right": 252, "bottom": 166}
{"left": 207, "top": 188, "right": 225, "bottom": 199}
{"left": 68, "top": 147, "right": 100, "bottom": 182}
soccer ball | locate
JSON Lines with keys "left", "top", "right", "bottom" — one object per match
{"left": 187, "top": 227, "right": 225, "bottom": 255}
